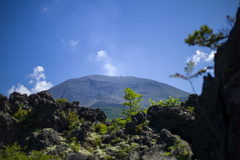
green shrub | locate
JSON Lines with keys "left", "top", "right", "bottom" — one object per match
{"left": 13, "top": 106, "right": 29, "bottom": 122}
{"left": 68, "top": 137, "right": 81, "bottom": 153}
{"left": 162, "top": 138, "right": 190, "bottom": 160}
{"left": 107, "top": 121, "right": 121, "bottom": 135}
{"left": 135, "top": 123, "right": 144, "bottom": 133}
{"left": 62, "top": 110, "right": 84, "bottom": 130}
{"left": 115, "top": 117, "right": 132, "bottom": 128}
{"left": 0, "top": 142, "right": 60, "bottom": 160}
{"left": 93, "top": 137, "right": 102, "bottom": 147}
{"left": 114, "top": 143, "right": 137, "bottom": 159}
{"left": 149, "top": 96, "right": 181, "bottom": 107}
{"left": 56, "top": 98, "right": 68, "bottom": 103}
{"left": 13, "top": 105, "right": 35, "bottom": 131}
{"left": 111, "top": 137, "right": 121, "bottom": 144}
{"left": 187, "top": 106, "right": 195, "bottom": 113}
{"left": 93, "top": 122, "right": 108, "bottom": 135}
{"left": 107, "top": 117, "right": 132, "bottom": 134}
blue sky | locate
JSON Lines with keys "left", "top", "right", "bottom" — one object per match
{"left": 0, "top": 0, "right": 239, "bottom": 97}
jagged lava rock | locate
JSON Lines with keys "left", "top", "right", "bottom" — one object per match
{"left": 193, "top": 7, "right": 240, "bottom": 160}
{"left": 147, "top": 105, "right": 194, "bottom": 143}
{"left": 180, "top": 94, "right": 198, "bottom": 109}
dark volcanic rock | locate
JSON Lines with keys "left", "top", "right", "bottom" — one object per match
{"left": 71, "top": 127, "right": 89, "bottom": 142}
{"left": 192, "top": 7, "right": 240, "bottom": 160}
{"left": 131, "top": 112, "right": 147, "bottom": 125}
{"left": 125, "top": 121, "right": 137, "bottom": 135}
{"left": 64, "top": 153, "right": 96, "bottom": 160}
{"left": 147, "top": 105, "right": 194, "bottom": 143}
{"left": 180, "top": 94, "right": 198, "bottom": 109}
{"left": 78, "top": 107, "right": 106, "bottom": 123}
{"left": 9, "top": 92, "right": 29, "bottom": 115}
{"left": 9, "top": 92, "right": 29, "bottom": 105}
{"left": 0, "top": 112, "right": 21, "bottom": 148}
{"left": 0, "top": 94, "right": 10, "bottom": 113}
{"left": 29, "top": 92, "right": 67, "bottom": 132}
{"left": 0, "top": 90, "right": 107, "bottom": 156}
{"left": 156, "top": 129, "right": 193, "bottom": 159}
{"left": 19, "top": 128, "right": 64, "bottom": 152}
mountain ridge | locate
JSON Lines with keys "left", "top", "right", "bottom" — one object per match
{"left": 48, "top": 75, "right": 190, "bottom": 108}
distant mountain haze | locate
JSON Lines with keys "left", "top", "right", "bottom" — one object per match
{"left": 48, "top": 75, "right": 190, "bottom": 108}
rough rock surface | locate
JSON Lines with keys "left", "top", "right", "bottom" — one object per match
{"left": 0, "top": 89, "right": 195, "bottom": 159}
{"left": 19, "top": 128, "right": 68, "bottom": 155}
{"left": 123, "top": 129, "right": 193, "bottom": 160}
{"left": 0, "top": 91, "right": 106, "bottom": 151}
{"left": 64, "top": 153, "right": 96, "bottom": 160}
{"left": 147, "top": 105, "right": 194, "bottom": 143}
{"left": 180, "top": 94, "right": 198, "bottom": 109}
{"left": 192, "top": 7, "right": 240, "bottom": 160}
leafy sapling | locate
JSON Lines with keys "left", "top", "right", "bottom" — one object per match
{"left": 120, "top": 88, "right": 143, "bottom": 117}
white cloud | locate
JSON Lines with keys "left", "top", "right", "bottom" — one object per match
{"left": 104, "top": 63, "right": 117, "bottom": 76}
{"left": 7, "top": 66, "right": 53, "bottom": 96}
{"left": 97, "top": 50, "right": 107, "bottom": 59}
{"left": 15, "top": 84, "right": 32, "bottom": 95}
{"left": 61, "top": 39, "right": 79, "bottom": 49}
{"left": 89, "top": 50, "right": 118, "bottom": 76}
{"left": 69, "top": 40, "right": 79, "bottom": 47}
{"left": 30, "top": 66, "right": 46, "bottom": 81}
{"left": 205, "top": 51, "right": 216, "bottom": 62}
{"left": 7, "top": 85, "right": 15, "bottom": 95}
{"left": 31, "top": 81, "right": 53, "bottom": 93}
{"left": 43, "top": 7, "right": 50, "bottom": 11}
{"left": 187, "top": 50, "right": 216, "bottom": 65}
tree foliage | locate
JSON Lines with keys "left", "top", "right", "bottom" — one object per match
{"left": 171, "top": 15, "right": 235, "bottom": 93}
{"left": 185, "top": 15, "right": 235, "bottom": 50}
{"left": 120, "top": 88, "right": 143, "bottom": 117}
{"left": 185, "top": 25, "right": 227, "bottom": 50}
{"left": 170, "top": 61, "right": 214, "bottom": 93}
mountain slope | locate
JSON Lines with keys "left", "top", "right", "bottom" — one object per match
{"left": 48, "top": 75, "right": 190, "bottom": 108}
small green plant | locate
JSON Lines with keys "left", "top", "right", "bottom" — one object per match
{"left": 35, "top": 128, "right": 41, "bottom": 133}
{"left": 56, "top": 97, "right": 68, "bottom": 103}
{"left": 13, "top": 105, "right": 35, "bottom": 130}
{"left": 13, "top": 106, "right": 29, "bottom": 122}
{"left": 106, "top": 155, "right": 114, "bottom": 160}
{"left": 93, "top": 137, "right": 102, "bottom": 147}
{"left": 162, "top": 138, "right": 190, "bottom": 160}
{"left": 115, "top": 117, "right": 132, "bottom": 128}
{"left": 187, "top": 106, "right": 195, "bottom": 113}
{"left": 108, "top": 121, "right": 121, "bottom": 135}
{"left": 106, "top": 119, "right": 112, "bottom": 123}
{"left": 114, "top": 143, "right": 137, "bottom": 159}
{"left": 107, "top": 117, "right": 132, "bottom": 134}
{"left": 135, "top": 124, "right": 143, "bottom": 133}
{"left": 68, "top": 137, "right": 81, "bottom": 153}
{"left": 162, "top": 152, "right": 172, "bottom": 156}
{"left": 121, "top": 88, "right": 143, "bottom": 117}
{"left": 93, "top": 122, "right": 108, "bottom": 135}
{"left": 143, "top": 119, "right": 150, "bottom": 126}
{"left": 0, "top": 142, "right": 60, "bottom": 160}
{"left": 62, "top": 110, "right": 84, "bottom": 130}
{"left": 149, "top": 96, "right": 181, "bottom": 107}
{"left": 111, "top": 137, "right": 121, "bottom": 144}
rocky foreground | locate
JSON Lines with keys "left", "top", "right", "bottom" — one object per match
{"left": 0, "top": 91, "right": 196, "bottom": 160}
